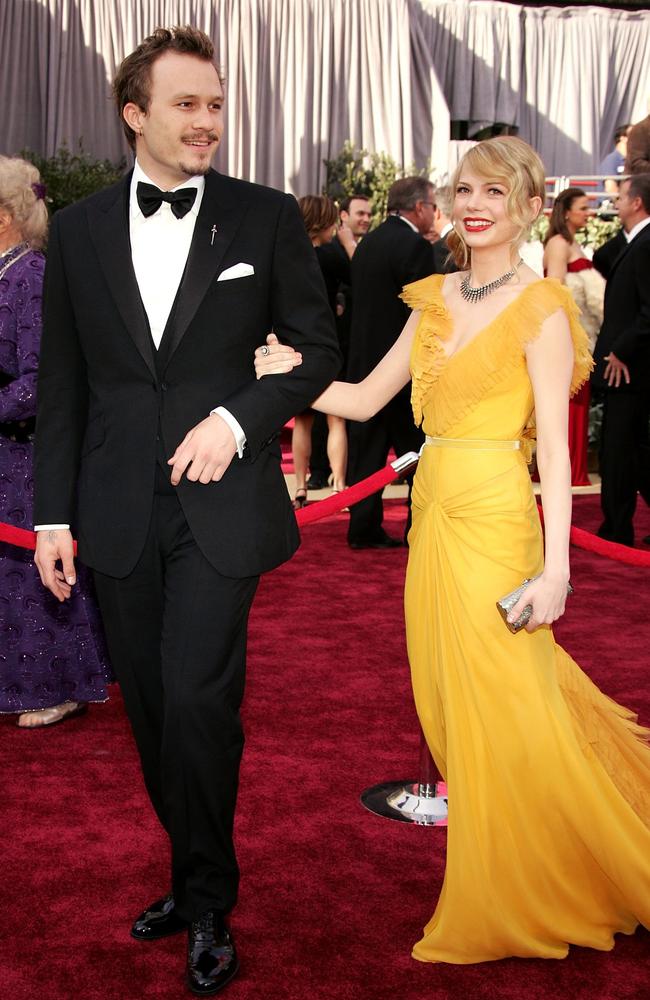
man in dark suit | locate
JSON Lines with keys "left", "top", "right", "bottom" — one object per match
{"left": 345, "top": 177, "right": 435, "bottom": 548}
{"left": 593, "top": 227, "right": 627, "bottom": 281}
{"left": 33, "top": 27, "right": 340, "bottom": 996}
{"left": 592, "top": 173, "right": 650, "bottom": 546}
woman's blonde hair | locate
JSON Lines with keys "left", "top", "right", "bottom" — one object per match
{"left": 0, "top": 156, "right": 48, "bottom": 250}
{"left": 447, "top": 136, "right": 546, "bottom": 269}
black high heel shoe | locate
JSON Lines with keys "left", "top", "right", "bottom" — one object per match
{"left": 292, "top": 487, "right": 308, "bottom": 510}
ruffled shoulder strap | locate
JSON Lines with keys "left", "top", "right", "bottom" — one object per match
{"left": 512, "top": 278, "right": 594, "bottom": 397}
{"left": 400, "top": 274, "right": 452, "bottom": 427}
{"left": 400, "top": 273, "right": 446, "bottom": 313}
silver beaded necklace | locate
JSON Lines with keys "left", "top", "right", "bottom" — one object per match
{"left": 459, "top": 257, "right": 523, "bottom": 304}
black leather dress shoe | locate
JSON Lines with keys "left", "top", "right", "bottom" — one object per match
{"left": 130, "top": 893, "right": 188, "bottom": 941}
{"left": 187, "top": 910, "right": 239, "bottom": 995}
{"left": 349, "top": 532, "right": 404, "bottom": 550}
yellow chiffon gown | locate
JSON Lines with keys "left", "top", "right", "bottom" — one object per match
{"left": 401, "top": 274, "right": 650, "bottom": 964}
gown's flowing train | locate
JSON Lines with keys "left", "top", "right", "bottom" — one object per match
{"left": 401, "top": 275, "right": 650, "bottom": 964}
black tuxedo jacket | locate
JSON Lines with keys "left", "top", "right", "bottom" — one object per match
{"left": 346, "top": 215, "right": 434, "bottom": 383}
{"left": 592, "top": 222, "right": 650, "bottom": 392}
{"left": 592, "top": 230, "right": 626, "bottom": 281}
{"left": 34, "top": 170, "right": 341, "bottom": 578}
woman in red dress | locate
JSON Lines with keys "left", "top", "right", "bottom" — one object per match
{"left": 544, "top": 188, "right": 605, "bottom": 486}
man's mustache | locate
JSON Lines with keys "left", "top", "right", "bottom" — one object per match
{"left": 182, "top": 133, "right": 220, "bottom": 143}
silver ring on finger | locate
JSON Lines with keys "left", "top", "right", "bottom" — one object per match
{"left": 261, "top": 345, "right": 270, "bottom": 356}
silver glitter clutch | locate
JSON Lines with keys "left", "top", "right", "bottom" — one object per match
{"left": 496, "top": 575, "right": 574, "bottom": 633}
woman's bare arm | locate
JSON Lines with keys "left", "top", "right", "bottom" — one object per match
{"left": 543, "top": 235, "right": 569, "bottom": 282}
{"left": 508, "top": 308, "right": 574, "bottom": 630}
{"left": 254, "top": 311, "right": 419, "bottom": 421}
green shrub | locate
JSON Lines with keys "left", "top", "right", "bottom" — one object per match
{"left": 323, "top": 140, "right": 431, "bottom": 228}
{"left": 20, "top": 142, "right": 126, "bottom": 215}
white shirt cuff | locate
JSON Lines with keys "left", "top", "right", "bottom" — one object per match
{"left": 210, "top": 406, "right": 247, "bottom": 458}
{"left": 34, "top": 524, "right": 70, "bottom": 531}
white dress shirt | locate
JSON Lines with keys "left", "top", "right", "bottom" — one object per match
{"left": 625, "top": 216, "right": 650, "bottom": 243}
{"left": 129, "top": 162, "right": 246, "bottom": 453}
{"left": 35, "top": 161, "right": 245, "bottom": 531}
{"left": 129, "top": 161, "right": 203, "bottom": 349}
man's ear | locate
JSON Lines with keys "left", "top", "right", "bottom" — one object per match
{"left": 123, "top": 101, "right": 146, "bottom": 136}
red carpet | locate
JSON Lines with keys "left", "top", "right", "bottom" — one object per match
{"left": 2, "top": 495, "right": 650, "bottom": 1000}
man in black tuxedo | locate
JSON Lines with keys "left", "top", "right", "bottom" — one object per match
{"left": 345, "top": 177, "right": 435, "bottom": 548}
{"left": 592, "top": 174, "right": 650, "bottom": 546}
{"left": 33, "top": 27, "right": 340, "bottom": 996}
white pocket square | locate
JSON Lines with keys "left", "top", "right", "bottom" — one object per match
{"left": 217, "top": 262, "right": 255, "bottom": 281}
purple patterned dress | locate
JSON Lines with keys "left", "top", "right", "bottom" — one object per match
{"left": 0, "top": 244, "right": 111, "bottom": 712}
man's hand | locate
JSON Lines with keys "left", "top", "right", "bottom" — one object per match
{"left": 604, "top": 352, "right": 631, "bottom": 388}
{"left": 168, "top": 412, "right": 237, "bottom": 486}
{"left": 337, "top": 220, "right": 357, "bottom": 257}
{"left": 34, "top": 529, "right": 76, "bottom": 602}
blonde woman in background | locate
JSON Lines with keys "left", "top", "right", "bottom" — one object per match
{"left": 290, "top": 195, "right": 351, "bottom": 507}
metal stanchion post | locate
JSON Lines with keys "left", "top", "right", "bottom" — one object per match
{"left": 358, "top": 449, "right": 447, "bottom": 826}
{"left": 360, "top": 732, "right": 448, "bottom": 826}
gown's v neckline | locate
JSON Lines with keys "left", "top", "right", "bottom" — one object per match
{"left": 437, "top": 275, "right": 548, "bottom": 365}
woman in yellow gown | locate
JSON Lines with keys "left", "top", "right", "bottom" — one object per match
{"left": 254, "top": 136, "right": 650, "bottom": 964}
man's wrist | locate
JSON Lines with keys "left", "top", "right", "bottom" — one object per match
{"left": 210, "top": 406, "right": 246, "bottom": 458}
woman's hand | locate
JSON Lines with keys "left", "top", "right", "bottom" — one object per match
{"left": 507, "top": 572, "right": 570, "bottom": 633}
{"left": 254, "top": 333, "right": 303, "bottom": 379}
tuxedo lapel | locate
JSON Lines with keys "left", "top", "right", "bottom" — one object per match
{"left": 163, "top": 171, "right": 250, "bottom": 368}
{"left": 87, "top": 173, "right": 157, "bottom": 380}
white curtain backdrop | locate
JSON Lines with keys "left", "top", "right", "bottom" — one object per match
{"left": 0, "top": 0, "right": 449, "bottom": 192}
{"left": 1, "top": 0, "right": 649, "bottom": 193}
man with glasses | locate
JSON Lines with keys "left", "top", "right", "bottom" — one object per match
{"left": 345, "top": 177, "right": 435, "bottom": 548}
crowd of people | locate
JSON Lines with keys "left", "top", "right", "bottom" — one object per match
{"left": 1, "top": 21, "right": 649, "bottom": 998}
{"left": 288, "top": 114, "right": 650, "bottom": 548}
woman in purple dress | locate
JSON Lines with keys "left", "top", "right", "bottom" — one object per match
{"left": 0, "top": 156, "right": 110, "bottom": 726}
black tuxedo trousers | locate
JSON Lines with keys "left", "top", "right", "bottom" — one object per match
{"left": 94, "top": 486, "right": 258, "bottom": 919}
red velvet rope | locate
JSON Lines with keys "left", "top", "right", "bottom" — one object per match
{"left": 0, "top": 523, "right": 38, "bottom": 551}
{"left": 536, "top": 504, "right": 650, "bottom": 568}
{"left": 1, "top": 462, "right": 649, "bottom": 567}
{"left": 295, "top": 464, "right": 399, "bottom": 526}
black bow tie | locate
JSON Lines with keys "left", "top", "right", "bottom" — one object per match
{"left": 136, "top": 181, "right": 198, "bottom": 220}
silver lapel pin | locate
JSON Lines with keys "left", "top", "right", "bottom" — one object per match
{"left": 210, "top": 225, "right": 218, "bottom": 246}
